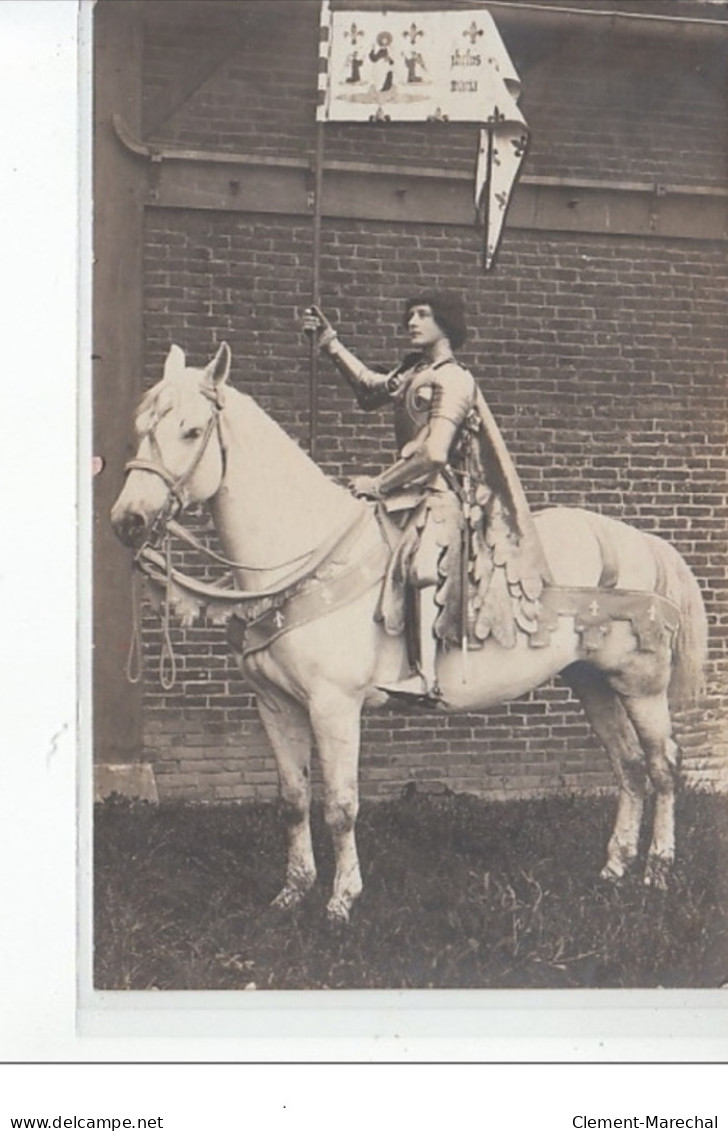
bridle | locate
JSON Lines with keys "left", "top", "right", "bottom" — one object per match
{"left": 124, "top": 381, "right": 343, "bottom": 577}
{"left": 124, "top": 384, "right": 224, "bottom": 532}
{"left": 122, "top": 381, "right": 370, "bottom": 690}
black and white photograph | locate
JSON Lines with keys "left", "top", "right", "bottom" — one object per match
{"left": 90, "top": 0, "right": 728, "bottom": 1006}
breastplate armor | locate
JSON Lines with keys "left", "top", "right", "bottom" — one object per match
{"left": 390, "top": 360, "right": 476, "bottom": 463}
{"left": 391, "top": 364, "right": 439, "bottom": 449}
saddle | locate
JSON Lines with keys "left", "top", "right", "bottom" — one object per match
{"left": 374, "top": 498, "right": 680, "bottom": 657}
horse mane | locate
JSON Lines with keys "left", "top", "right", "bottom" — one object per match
{"left": 134, "top": 379, "right": 176, "bottom": 436}
{"left": 222, "top": 384, "right": 344, "bottom": 490}
{"left": 208, "top": 383, "right": 360, "bottom": 568}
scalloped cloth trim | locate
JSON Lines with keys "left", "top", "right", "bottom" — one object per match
{"left": 534, "top": 586, "right": 680, "bottom": 653}
{"left": 135, "top": 510, "right": 390, "bottom": 660}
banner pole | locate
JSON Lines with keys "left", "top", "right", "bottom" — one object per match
{"left": 309, "top": 120, "right": 325, "bottom": 460}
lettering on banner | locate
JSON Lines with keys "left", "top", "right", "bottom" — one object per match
{"left": 451, "top": 48, "right": 481, "bottom": 68}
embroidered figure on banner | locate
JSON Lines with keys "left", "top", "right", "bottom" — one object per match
{"left": 402, "top": 49, "right": 427, "bottom": 84}
{"left": 335, "top": 23, "right": 432, "bottom": 104}
{"left": 320, "top": 4, "right": 531, "bottom": 269}
{"left": 369, "top": 30, "right": 396, "bottom": 92}
{"left": 345, "top": 50, "right": 364, "bottom": 84}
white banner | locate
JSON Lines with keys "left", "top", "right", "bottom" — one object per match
{"left": 317, "top": 4, "right": 528, "bottom": 268}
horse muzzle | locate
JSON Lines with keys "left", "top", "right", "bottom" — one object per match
{"left": 111, "top": 464, "right": 181, "bottom": 548}
{"left": 111, "top": 505, "right": 151, "bottom": 549}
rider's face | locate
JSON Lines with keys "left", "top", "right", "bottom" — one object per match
{"left": 406, "top": 305, "right": 447, "bottom": 350}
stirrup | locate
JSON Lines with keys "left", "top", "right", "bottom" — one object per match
{"left": 377, "top": 673, "right": 444, "bottom": 707}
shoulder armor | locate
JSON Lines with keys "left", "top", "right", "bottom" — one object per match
{"left": 429, "top": 363, "right": 476, "bottom": 425}
{"left": 432, "top": 356, "right": 467, "bottom": 372}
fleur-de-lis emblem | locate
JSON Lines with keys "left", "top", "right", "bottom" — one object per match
{"left": 487, "top": 105, "right": 506, "bottom": 124}
{"left": 427, "top": 107, "right": 449, "bottom": 122}
{"left": 511, "top": 133, "right": 528, "bottom": 158}
{"left": 369, "top": 107, "right": 391, "bottom": 122}
{"left": 403, "top": 22, "right": 424, "bottom": 45}
{"left": 464, "top": 21, "right": 484, "bottom": 45}
{"left": 344, "top": 22, "right": 364, "bottom": 45}
{"left": 274, "top": 610, "right": 285, "bottom": 628}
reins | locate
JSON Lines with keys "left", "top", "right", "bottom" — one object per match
{"left": 126, "top": 533, "right": 179, "bottom": 690}
{"left": 162, "top": 518, "right": 318, "bottom": 574}
{"left": 127, "top": 507, "right": 370, "bottom": 690}
{"left": 124, "top": 387, "right": 371, "bottom": 687}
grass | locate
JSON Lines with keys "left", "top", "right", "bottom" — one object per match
{"left": 93, "top": 788, "right": 728, "bottom": 991}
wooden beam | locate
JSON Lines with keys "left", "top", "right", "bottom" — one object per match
{"left": 112, "top": 116, "right": 728, "bottom": 244}
{"left": 93, "top": 0, "right": 146, "bottom": 762}
{"left": 136, "top": 152, "right": 728, "bottom": 243}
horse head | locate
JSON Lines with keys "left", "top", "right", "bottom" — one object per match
{"left": 111, "top": 342, "right": 230, "bottom": 548}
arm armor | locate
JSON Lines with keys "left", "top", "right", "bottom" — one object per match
{"left": 324, "top": 337, "right": 393, "bottom": 410}
{"left": 371, "top": 447, "right": 442, "bottom": 496}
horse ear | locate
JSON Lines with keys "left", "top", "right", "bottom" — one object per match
{"left": 205, "top": 342, "right": 231, "bottom": 388}
{"left": 163, "top": 343, "right": 186, "bottom": 379}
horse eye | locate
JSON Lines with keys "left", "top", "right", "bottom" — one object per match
{"left": 182, "top": 426, "right": 203, "bottom": 441}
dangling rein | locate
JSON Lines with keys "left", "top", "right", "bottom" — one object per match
{"left": 126, "top": 507, "right": 377, "bottom": 690}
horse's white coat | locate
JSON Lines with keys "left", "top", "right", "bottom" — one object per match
{"left": 111, "top": 346, "right": 708, "bottom": 921}
{"left": 213, "top": 394, "right": 360, "bottom": 590}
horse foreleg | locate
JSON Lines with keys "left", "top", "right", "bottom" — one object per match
{"left": 563, "top": 664, "right": 647, "bottom": 880}
{"left": 254, "top": 689, "right": 317, "bottom": 909}
{"left": 621, "top": 692, "right": 680, "bottom": 890}
{"left": 309, "top": 692, "right": 364, "bottom": 926}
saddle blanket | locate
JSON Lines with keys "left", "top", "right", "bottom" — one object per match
{"left": 533, "top": 585, "right": 681, "bottom": 653}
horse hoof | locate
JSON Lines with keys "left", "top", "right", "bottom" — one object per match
{"left": 326, "top": 898, "right": 351, "bottom": 927}
{"left": 599, "top": 862, "right": 626, "bottom": 882}
{"left": 600, "top": 846, "right": 638, "bottom": 882}
{"left": 644, "top": 858, "right": 671, "bottom": 891}
{"left": 271, "top": 884, "right": 310, "bottom": 911}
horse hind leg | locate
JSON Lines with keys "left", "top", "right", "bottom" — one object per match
{"left": 619, "top": 691, "right": 681, "bottom": 890}
{"left": 308, "top": 689, "right": 365, "bottom": 926}
{"left": 562, "top": 663, "right": 647, "bottom": 881}
{"left": 253, "top": 686, "right": 317, "bottom": 910}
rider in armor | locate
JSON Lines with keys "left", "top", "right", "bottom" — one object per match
{"left": 304, "top": 292, "right": 549, "bottom": 705}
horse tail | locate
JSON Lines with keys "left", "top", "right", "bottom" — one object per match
{"left": 649, "top": 534, "right": 708, "bottom": 707}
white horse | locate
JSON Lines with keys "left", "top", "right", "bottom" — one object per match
{"left": 111, "top": 343, "right": 708, "bottom": 923}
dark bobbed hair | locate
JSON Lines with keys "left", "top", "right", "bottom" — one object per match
{"left": 402, "top": 291, "right": 468, "bottom": 350}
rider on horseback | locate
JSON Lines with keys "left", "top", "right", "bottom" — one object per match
{"left": 304, "top": 292, "right": 549, "bottom": 705}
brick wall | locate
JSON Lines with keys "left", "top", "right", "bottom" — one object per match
{"left": 131, "top": 0, "right": 728, "bottom": 801}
